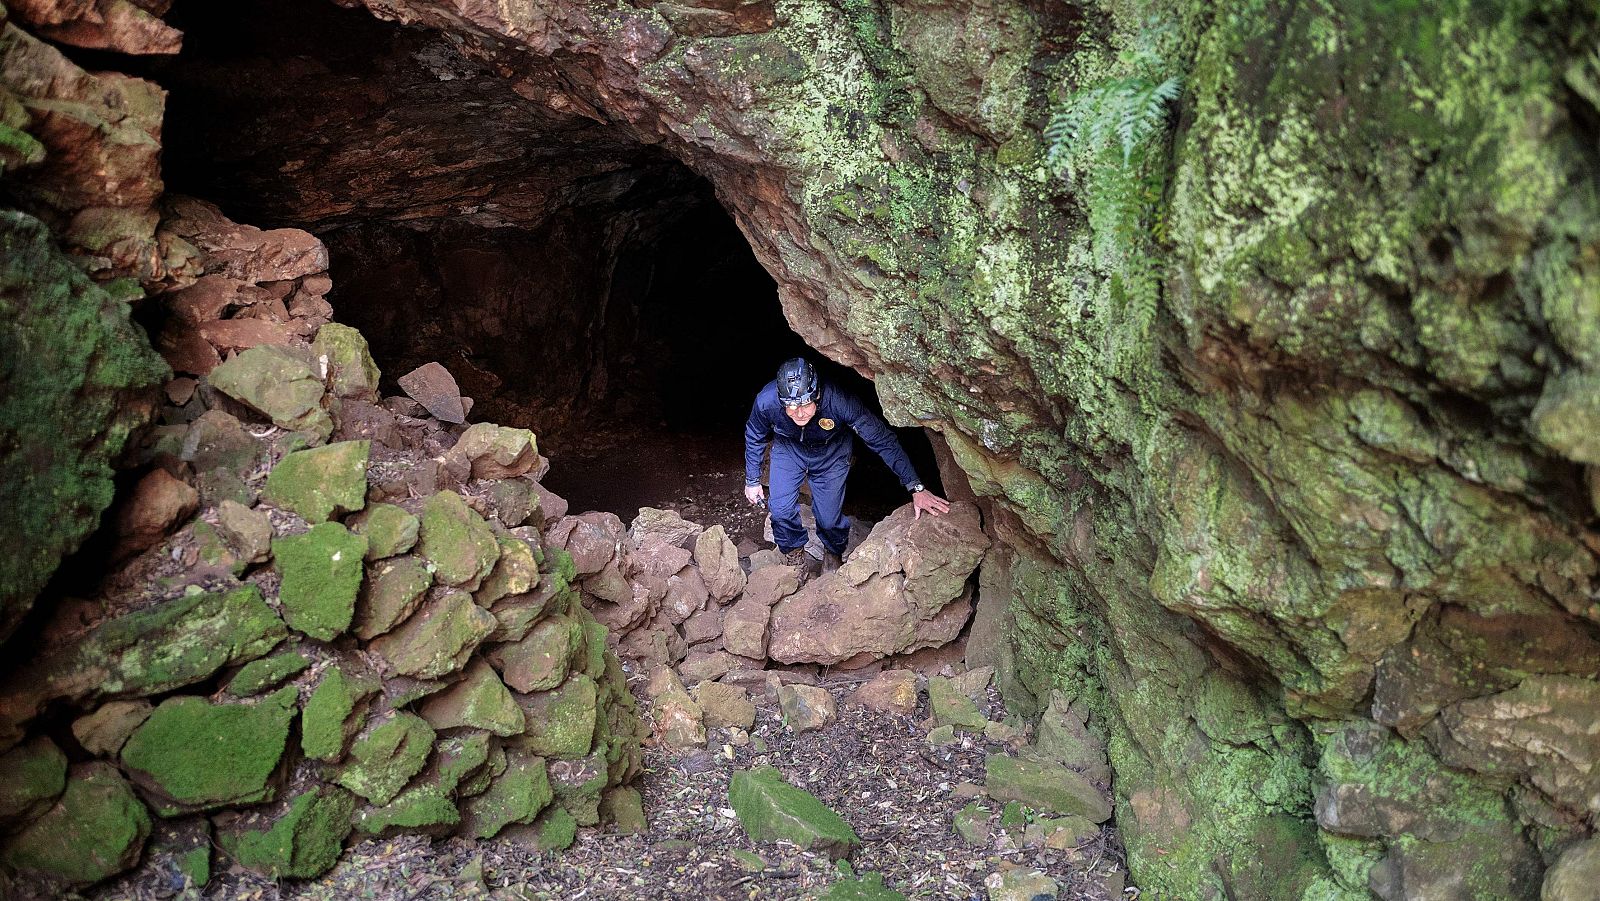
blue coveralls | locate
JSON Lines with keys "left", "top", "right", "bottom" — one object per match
{"left": 744, "top": 379, "right": 922, "bottom": 556}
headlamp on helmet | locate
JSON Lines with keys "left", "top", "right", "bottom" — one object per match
{"left": 776, "top": 358, "right": 819, "bottom": 408}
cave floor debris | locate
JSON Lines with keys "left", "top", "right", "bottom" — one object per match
{"left": 86, "top": 677, "right": 1127, "bottom": 901}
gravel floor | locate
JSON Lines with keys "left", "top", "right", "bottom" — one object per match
{"left": 78, "top": 673, "right": 1128, "bottom": 901}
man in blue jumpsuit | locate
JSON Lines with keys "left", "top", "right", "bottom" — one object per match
{"left": 743, "top": 358, "right": 950, "bottom": 574}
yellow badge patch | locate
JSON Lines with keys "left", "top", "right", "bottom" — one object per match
{"left": 818, "top": 418, "right": 836, "bottom": 430}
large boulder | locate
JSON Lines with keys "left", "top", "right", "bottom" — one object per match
{"left": 0, "top": 213, "right": 166, "bottom": 642}
{"left": 768, "top": 503, "right": 987, "bottom": 664}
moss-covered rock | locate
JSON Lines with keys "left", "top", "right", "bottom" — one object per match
{"left": 417, "top": 490, "right": 500, "bottom": 590}
{"left": 215, "top": 783, "right": 356, "bottom": 879}
{"left": 600, "top": 785, "right": 645, "bottom": 834}
{"left": 351, "top": 502, "right": 419, "bottom": 561}
{"left": 0, "top": 735, "right": 67, "bottom": 823}
{"left": 985, "top": 754, "right": 1110, "bottom": 823}
{"left": 529, "top": 804, "right": 576, "bottom": 851}
{"left": 0, "top": 584, "right": 285, "bottom": 742}
{"left": 120, "top": 687, "right": 297, "bottom": 815}
{"left": 333, "top": 712, "right": 435, "bottom": 806}
{"left": 513, "top": 674, "right": 598, "bottom": 759}
{"left": 207, "top": 344, "right": 332, "bottom": 442}
{"left": 459, "top": 749, "right": 552, "bottom": 839}
{"left": 477, "top": 535, "right": 540, "bottom": 606}
{"left": 273, "top": 521, "right": 368, "bottom": 641}
{"left": 311, "top": 322, "right": 381, "bottom": 400}
{"left": 490, "top": 613, "right": 581, "bottom": 693}
{"left": 226, "top": 650, "right": 311, "bottom": 697}
{"left": 355, "top": 554, "right": 433, "bottom": 640}
{"left": 262, "top": 440, "right": 370, "bottom": 523}
{"left": 0, "top": 763, "right": 151, "bottom": 888}
{"left": 0, "top": 212, "right": 166, "bottom": 644}
{"left": 369, "top": 588, "right": 496, "bottom": 678}
{"left": 418, "top": 659, "right": 524, "bottom": 736}
{"left": 300, "top": 664, "right": 378, "bottom": 762}
{"left": 729, "top": 765, "right": 859, "bottom": 860}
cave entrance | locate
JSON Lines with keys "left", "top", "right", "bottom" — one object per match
{"left": 138, "top": 0, "right": 938, "bottom": 546}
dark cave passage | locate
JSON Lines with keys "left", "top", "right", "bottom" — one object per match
{"left": 136, "top": 0, "right": 940, "bottom": 537}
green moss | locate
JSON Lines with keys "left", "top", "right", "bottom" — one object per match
{"left": 417, "top": 491, "right": 500, "bottom": 589}
{"left": 461, "top": 750, "right": 552, "bottom": 839}
{"left": 355, "top": 783, "right": 459, "bottom": 835}
{"left": 351, "top": 502, "right": 419, "bottom": 561}
{"left": 226, "top": 650, "right": 310, "bottom": 697}
{"left": 354, "top": 554, "right": 433, "bottom": 640}
{"left": 0, "top": 736, "right": 67, "bottom": 820}
{"left": 532, "top": 805, "right": 577, "bottom": 851}
{"left": 820, "top": 871, "right": 906, "bottom": 901}
{"left": 119, "top": 687, "right": 296, "bottom": 814}
{"left": 217, "top": 785, "right": 356, "bottom": 879}
{"left": 301, "top": 665, "right": 372, "bottom": 761}
{"left": 334, "top": 712, "right": 435, "bottom": 805}
{"left": 0, "top": 212, "right": 167, "bottom": 641}
{"left": 729, "top": 766, "right": 860, "bottom": 860}
{"left": 207, "top": 345, "right": 332, "bottom": 442}
{"left": 263, "top": 441, "right": 371, "bottom": 524}
{"left": 513, "top": 674, "right": 598, "bottom": 759}
{"left": 1, "top": 584, "right": 286, "bottom": 741}
{"left": 273, "top": 522, "right": 368, "bottom": 641}
{"left": 311, "top": 322, "right": 381, "bottom": 400}
{"left": 0, "top": 763, "right": 151, "bottom": 887}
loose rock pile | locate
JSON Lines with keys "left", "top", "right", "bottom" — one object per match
{"left": 551, "top": 498, "right": 990, "bottom": 682}
{"left": 0, "top": 215, "right": 644, "bottom": 893}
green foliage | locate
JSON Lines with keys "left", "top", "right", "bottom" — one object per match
{"left": 1043, "top": 17, "right": 1184, "bottom": 350}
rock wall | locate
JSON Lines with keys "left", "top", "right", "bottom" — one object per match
{"left": 321, "top": 0, "right": 1600, "bottom": 897}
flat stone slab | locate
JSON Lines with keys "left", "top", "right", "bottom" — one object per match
{"left": 397, "top": 362, "right": 466, "bottom": 424}
{"left": 729, "top": 765, "right": 859, "bottom": 860}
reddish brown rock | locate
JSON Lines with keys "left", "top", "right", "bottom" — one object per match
{"left": 9, "top": 0, "right": 183, "bottom": 55}
{"left": 767, "top": 504, "right": 987, "bottom": 665}
{"left": 677, "top": 649, "right": 737, "bottom": 684}
{"left": 682, "top": 605, "right": 723, "bottom": 646}
{"left": 694, "top": 525, "right": 745, "bottom": 603}
{"left": 721, "top": 600, "right": 770, "bottom": 660}
{"left": 112, "top": 469, "right": 197, "bottom": 558}
{"left": 660, "top": 567, "right": 709, "bottom": 625}
{"left": 737, "top": 564, "right": 803, "bottom": 608}
{"left": 396, "top": 362, "right": 466, "bottom": 424}
{"left": 165, "top": 275, "right": 240, "bottom": 323}
{"left": 197, "top": 318, "right": 297, "bottom": 353}
{"left": 156, "top": 320, "right": 221, "bottom": 375}
{"left": 547, "top": 513, "right": 622, "bottom": 576}
{"left": 163, "top": 196, "right": 329, "bottom": 283}
{"left": 847, "top": 670, "right": 920, "bottom": 715}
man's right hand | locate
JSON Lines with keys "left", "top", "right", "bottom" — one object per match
{"left": 744, "top": 484, "right": 765, "bottom": 506}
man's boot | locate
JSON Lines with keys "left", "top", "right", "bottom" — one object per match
{"left": 782, "top": 547, "right": 812, "bottom": 585}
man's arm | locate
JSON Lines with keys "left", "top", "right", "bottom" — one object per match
{"left": 743, "top": 396, "right": 772, "bottom": 495}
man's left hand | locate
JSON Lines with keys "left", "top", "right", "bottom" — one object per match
{"left": 911, "top": 489, "right": 951, "bottom": 519}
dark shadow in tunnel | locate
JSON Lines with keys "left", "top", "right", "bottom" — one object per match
{"left": 120, "top": 0, "right": 941, "bottom": 538}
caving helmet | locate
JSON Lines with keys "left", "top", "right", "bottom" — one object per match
{"left": 776, "top": 358, "right": 820, "bottom": 408}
